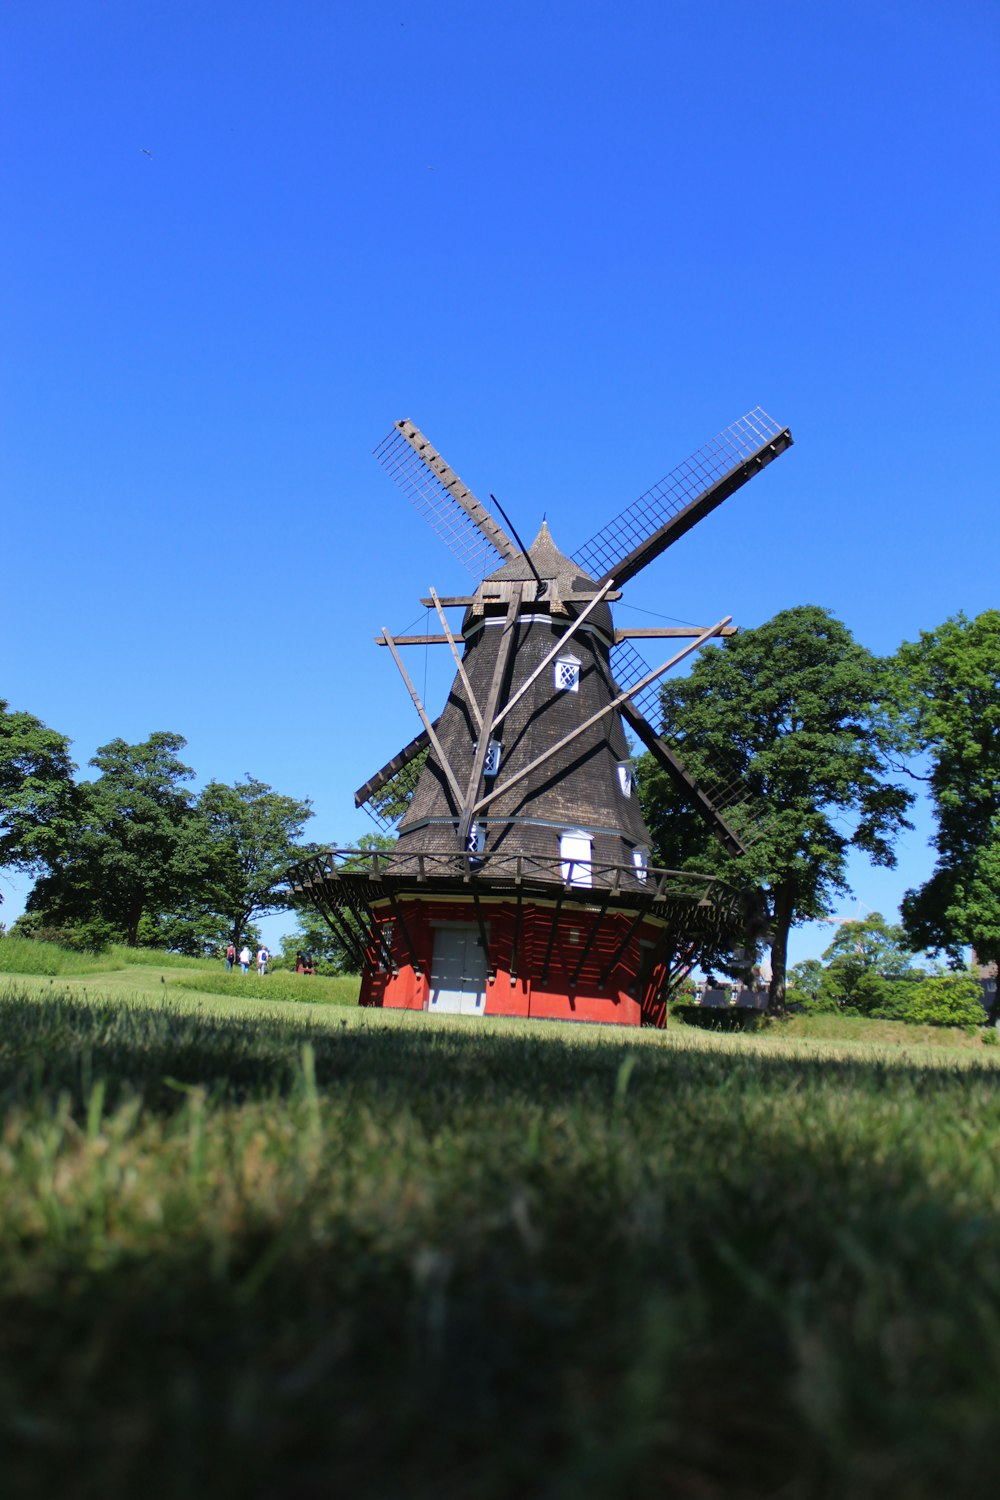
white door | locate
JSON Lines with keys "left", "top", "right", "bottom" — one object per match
{"left": 428, "top": 926, "right": 488, "bottom": 1016}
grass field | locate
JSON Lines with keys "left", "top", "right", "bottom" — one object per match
{"left": 2, "top": 955, "right": 1000, "bottom": 1498}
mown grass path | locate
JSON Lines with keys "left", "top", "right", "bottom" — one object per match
{"left": 2, "top": 969, "right": 1000, "bottom": 1498}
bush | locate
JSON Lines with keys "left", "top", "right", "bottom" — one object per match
{"left": 873, "top": 973, "right": 987, "bottom": 1027}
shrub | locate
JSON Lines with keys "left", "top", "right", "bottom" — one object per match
{"left": 873, "top": 973, "right": 986, "bottom": 1027}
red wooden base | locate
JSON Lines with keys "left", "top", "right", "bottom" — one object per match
{"left": 358, "top": 894, "right": 673, "bottom": 1027}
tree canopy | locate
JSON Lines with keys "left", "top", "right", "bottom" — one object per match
{"left": 28, "top": 732, "right": 206, "bottom": 947}
{"left": 197, "top": 776, "right": 313, "bottom": 949}
{"left": 894, "top": 610, "right": 1000, "bottom": 967}
{"left": 0, "top": 699, "right": 76, "bottom": 885}
{"left": 639, "top": 606, "right": 914, "bottom": 1008}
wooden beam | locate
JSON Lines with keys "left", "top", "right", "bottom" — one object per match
{"left": 594, "top": 429, "right": 793, "bottom": 589}
{"left": 375, "top": 634, "right": 451, "bottom": 646}
{"left": 614, "top": 625, "right": 738, "bottom": 641}
{"left": 539, "top": 890, "right": 564, "bottom": 986}
{"left": 354, "top": 725, "right": 432, "bottom": 809}
{"left": 430, "top": 586, "right": 482, "bottom": 732}
{"left": 618, "top": 698, "right": 748, "bottom": 858}
{"left": 472, "top": 620, "right": 731, "bottom": 817}
{"left": 598, "top": 907, "right": 647, "bottom": 990}
{"left": 491, "top": 576, "right": 618, "bottom": 734}
{"left": 570, "top": 891, "right": 611, "bottom": 988}
{"left": 456, "top": 586, "right": 522, "bottom": 851}
{"left": 419, "top": 590, "right": 623, "bottom": 608}
{"left": 380, "top": 627, "right": 465, "bottom": 811}
{"left": 395, "top": 419, "right": 519, "bottom": 561}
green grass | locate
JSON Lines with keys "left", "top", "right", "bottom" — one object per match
{"left": 0, "top": 934, "right": 116, "bottom": 975}
{"left": 1, "top": 977, "right": 1000, "bottom": 1498}
{"left": 179, "top": 969, "right": 360, "bottom": 1005}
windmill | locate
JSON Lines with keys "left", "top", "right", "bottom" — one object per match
{"left": 289, "top": 408, "right": 792, "bottom": 1027}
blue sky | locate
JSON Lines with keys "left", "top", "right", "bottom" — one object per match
{"left": 3, "top": 1, "right": 998, "bottom": 960}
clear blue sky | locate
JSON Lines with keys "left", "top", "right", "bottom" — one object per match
{"left": 3, "top": 1, "right": 998, "bottom": 960}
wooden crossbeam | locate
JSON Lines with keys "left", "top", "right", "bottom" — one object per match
{"left": 456, "top": 586, "right": 522, "bottom": 852}
{"left": 614, "top": 625, "right": 738, "bottom": 641}
{"left": 380, "top": 627, "right": 465, "bottom": 811}
{"left": 491, "top": 576, "right": 618, "bottom": 734}
{"left": 618, "top": 698, "right": 748, "bottom": 858}
{"left": 472, "top": 620, "right": 731, "bottom": 818}
{"left": 430, "top": 585, "right": 482, "bottom": 732}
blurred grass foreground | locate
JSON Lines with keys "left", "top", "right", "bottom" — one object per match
{"left": 1, "top": 957, "right": 1000, "bottom": 1499}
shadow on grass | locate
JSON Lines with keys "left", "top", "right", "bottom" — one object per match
{"left": 2, "top": 987, "right": 1000, "bottom": 1121}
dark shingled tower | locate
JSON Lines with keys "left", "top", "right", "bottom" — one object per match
{"left": 290, "top": 410, "right": 792, "bottom": 1026}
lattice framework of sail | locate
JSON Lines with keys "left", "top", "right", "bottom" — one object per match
{"left": 373, "top": 426, "right": 506, "bottom": 578}
{"left": 573, "top": 407, "right": 785, "bottom": 582}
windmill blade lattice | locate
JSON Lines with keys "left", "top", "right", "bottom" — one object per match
{"left": 374, "top": 420, "right": 518, "bottom": 578}
{"left": 573, "top": 407, "right": 790, "bottom": 586}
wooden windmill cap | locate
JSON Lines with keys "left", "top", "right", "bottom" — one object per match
{"left": 474, "top": 521, "right": 613, "bottom": 633}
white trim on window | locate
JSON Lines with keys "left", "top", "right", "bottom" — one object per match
{"left": 617, "top": 762, "right": 634, "bottom": 797}
{"left": 632, "top": 846, "right": 649, "bottom": 884}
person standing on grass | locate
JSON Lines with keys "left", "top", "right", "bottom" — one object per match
{"left": 239, "top": 944, "right": 251, "bottom": 974}
{"left": 257, "top": 945, "right": 269, "bottom": 977}
{"left": 225, "top": 942, "right": 235, "bottom": 972}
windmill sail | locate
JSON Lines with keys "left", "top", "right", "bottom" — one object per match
{"left": 374, "top": 419, "right": 519, "bottom": 577}
{"left": 355, "top": 727, "right": 433, "bottom": 831}
{"left": 573, "top": 407, "right": 792, "bottom": 588}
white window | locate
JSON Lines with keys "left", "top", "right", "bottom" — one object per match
{"left": 632, "top": 847, "right": 648, "bottom": 884}
{"left": 466, "top": 821, "right": 485, "bottom": 856}
{"left": 560, "top": 830, "right": 592, "bottom": 888}
{"left": 482, "top": 739, "right": 502, "bottom": 776}
{"left": 617, "top": 762, "right": 634, "bottom": 797}
{"left": 554, "top": 654, "right": 581, "bottom": 693}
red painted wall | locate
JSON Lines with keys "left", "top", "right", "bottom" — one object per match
{"left": 358, "top": 896, "right": 670, "bottom": 1027}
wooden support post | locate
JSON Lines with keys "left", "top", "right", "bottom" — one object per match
{"left": 471, "top": 888, "right": 492, "bottom": 976}
{"left": 598, "top": 907, "right": 648, "bottom": 991}
{"left": 510, "top": 883, "right": 524, "bottom": 983}
{"left": 456, "top": 586, "right": 522, "bottom": 852}
{"left": 429, "top": 586, "right": 483, "bottom": 733}
{"left": 381, "top": 627, "right": 466, "bottom": 810}
{"left": 382, "top": 883, "right": 421, "bottom": 976}
{"left": 570, "top": 892, "right": 611, "bottom": 988}
{"left": 310, "top": 886, "right": 368, "bottom": 973}
{"left": 539, "top": 892, "right": 564, "bottom": 986}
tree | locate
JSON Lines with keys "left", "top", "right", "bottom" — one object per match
{"left": 27, "top": 732, "right": 206, "bottom": 947}
{"left": 0, "top": 699, "right": 76, "bottom": 885}
{"left": 819, "top": 911, "right": 920, "bottom": 1014}
{"left": 893, "top": 611, "right": 1000, "bottom": 967}
{"left": 197, "top": 776, "right": 313, "bottom": 950}
{"left": 638, "top": 606, "right": 914, "bottom": 1010}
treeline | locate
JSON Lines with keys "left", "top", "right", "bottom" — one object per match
{"left": 788, "top": 912, "right": 988, "bottom": 1027}
{"left": 637, "top": 604, "right": 1000, "bottom": 1007}
{"left": 0, "top": 712, "right": 315, "bottom": 954}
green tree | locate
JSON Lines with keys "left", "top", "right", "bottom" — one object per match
{"left": 0, "top": 699, "right": 77, "bottom": 884}
{"left": 27, "top": 732, "right": 205, "bottom": 947}
{"left": 197, "top": 776, "right": 313, "bottom": 950}
{"left": 819, "top": 911, "right": 920, "bottom": 1014}
{"left": 639, "top": 607, "right": 914, "bottom": 1010}
{"left": 894, "top": 610, "right": 1000, "bottom": 967}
